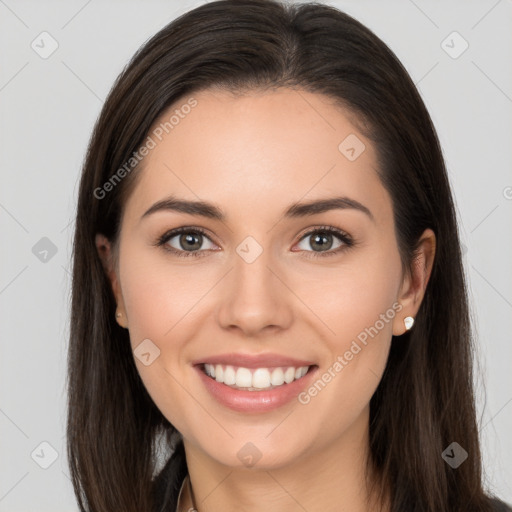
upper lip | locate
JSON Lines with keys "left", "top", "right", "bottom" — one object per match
{"left": 192, "top": 353, "right": 316, "bottom": 369}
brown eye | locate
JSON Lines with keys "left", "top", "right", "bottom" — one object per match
{"left": 175, "top": 231, "right": 204, "bottom": 251}
{"left": 295, "top": 227, "right": 354, "bottom": 258}
{"left": 156, "top": 227, "right": 217, "bottom": 258}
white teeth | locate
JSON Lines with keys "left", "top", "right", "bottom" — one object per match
{"left": 202, "top": 363, "right": 311, "bottom": 390}
{"left": 284, "top": 367, "right": 295, "bottom": 383}
{"left": 235, "top": 367, "right": 253, "bottom": 387}
{"left": 270, "top": 368, "right": 285, "bottom": 386}
{"left": 252, "top": 368, "right": 271, "bottom": 389}
{"left": 223, "top": 365, "right": 236, "bottom": 385}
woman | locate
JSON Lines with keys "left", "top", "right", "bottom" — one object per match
{"left": 66, "top": 1, "right": 511, "bottom": 511}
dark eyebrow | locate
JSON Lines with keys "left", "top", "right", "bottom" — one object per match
{"left": 140, "top": 195, "right": 374, "bottom": 223}
{"left": 284, "top": 196, "right": 374, "bottom": 223}
{"left": 140, "top": 196, "right": 225, "bottom": 222}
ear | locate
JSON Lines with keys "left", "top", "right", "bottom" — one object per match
{"left": 95, "top": 233, "right": 128, "bottom": 328}
{"left": 393, "top": 228, "right": 436, "bottom": 336}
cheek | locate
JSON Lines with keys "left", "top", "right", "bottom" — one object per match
{"left": 118, "top": 251, "right": 207, "bottom": 432}
{"left": 119, "top": 250, "right": 214, "bottom": 345}
{"left": 296, "top": 248, "right": 400, "bottom": 409}
{"left": 297, "top": 249, "right": 401, "bottom": 346}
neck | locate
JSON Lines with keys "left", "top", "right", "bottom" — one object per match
{"left": 180, "top": 406, "right": 390, "bottom": 512}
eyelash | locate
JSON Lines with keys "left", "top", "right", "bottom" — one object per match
{"left": 154, "top": 225, "right": 355, "bottom": 259}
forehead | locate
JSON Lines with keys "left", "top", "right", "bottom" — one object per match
{"left": 123, "top": 88, "right": 392, "bottom": 228}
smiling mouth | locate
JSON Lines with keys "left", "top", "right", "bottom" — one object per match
{"left": 198, "top": 363, "right": 317, "bottom": 391}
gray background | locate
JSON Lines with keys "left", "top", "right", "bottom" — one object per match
{"left": 1, "top": 0, "right": 511, "bottom": 510}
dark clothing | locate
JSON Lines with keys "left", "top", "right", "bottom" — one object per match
{"left": 491, "top": 497, "right": 512, "bottom": 512}
{"left": 151, "top": 443, "right": 512, "bottom": 512}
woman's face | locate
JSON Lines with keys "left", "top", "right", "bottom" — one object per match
{"left": 98, "top": 88, "right": 433, "bottom": 469}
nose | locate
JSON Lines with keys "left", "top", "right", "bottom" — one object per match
{"left": 215, "top": 246, "right": 293, "bottom": 337}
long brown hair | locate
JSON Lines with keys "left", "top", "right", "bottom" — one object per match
{"left": 67, "top": 1, "right": 502, "bottom": 511}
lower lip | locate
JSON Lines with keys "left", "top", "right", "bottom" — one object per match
{"left": 194, "top": 364, "right": 318, "bottom": 413}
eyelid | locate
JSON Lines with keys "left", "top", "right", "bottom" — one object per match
{"left": 293, "top": 225, "right": 353, "bottom": 256}
{"left": 154, "top": 226, "right": 219, "bottom": 256}
{"left": 155, "top": 224, "right": 354, "bottom": 258}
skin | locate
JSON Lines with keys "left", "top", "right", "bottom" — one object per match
{"left": 96, "top": 88, "right": 435, "bottom": 512}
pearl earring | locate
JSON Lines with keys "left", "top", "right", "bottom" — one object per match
{"left": 116, "top": 311, "right": 122, "bottom": 319}
{"left": 404, "top": 316, "right": 415, "bottom": 330}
